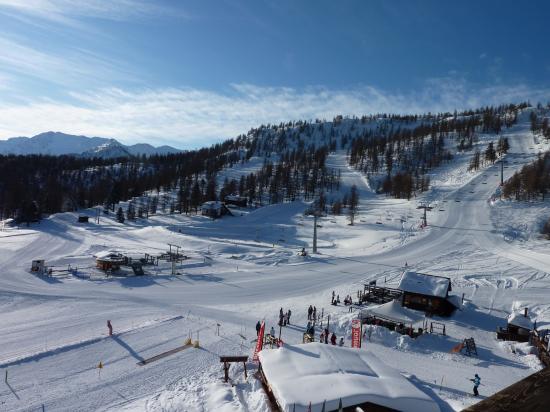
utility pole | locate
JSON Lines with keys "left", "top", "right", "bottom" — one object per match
{"left": 312, "top": 210, "right": 322, "bottom": 253}
{"left": 416, "top": 204, "right": 433, "bottom": 227}
{"left": 496, "top": 159, "right": 507, "bottom": 186}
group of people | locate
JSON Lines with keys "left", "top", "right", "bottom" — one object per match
{"left": 307, "top": 305, "right": 317, "bottom": 322}
{"left": 331, "top": 291, "right": 340, "bottom": 305}
{"left": 319, "top": 327, "right": 344, "bottom": 347}
{"left": 279, "top": 307, "right": 292, "bottom": 327}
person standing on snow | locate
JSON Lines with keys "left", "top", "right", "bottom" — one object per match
{"left": 338, "top": 337, "right": 344, "bottom": 347}
{"left": 307, "top": 305, "right": 313, "bottom": 320}
{"left": 313, "top": 306, "right": 317, "bottom": 323}
{"left": 470, "top": 374, "right": 481, "bottom": 397}
{"left": 287, "top": 309, "right": 292, "bottom": 325}
{"left": 319, "top": 331, "right": 325, "bottom": 343}
{"left": 330, "top": 333, "right": 337, "bottom": 345}
{"left": 270, "top": 326, "right": 276, "bottom": 338}
{"left": 256, "top": 321, "right": 261, "bottom": 336}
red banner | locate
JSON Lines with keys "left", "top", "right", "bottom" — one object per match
{"left": 351, "top": 319, "right": 361, "bottom": 348}
{"left": 253, "top": 321, "right": 265, "bottom": 362}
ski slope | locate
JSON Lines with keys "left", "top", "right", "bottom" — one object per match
{"left": 1, "top": 116, "right": 550, "bottom": 412}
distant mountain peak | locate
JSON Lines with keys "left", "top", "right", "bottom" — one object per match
{"left": 0, "top": 132, "right": 181, "bottom": 158}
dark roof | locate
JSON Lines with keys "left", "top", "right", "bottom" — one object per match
{"left": 464, "top": 367, "right": 550, "bottom": 412}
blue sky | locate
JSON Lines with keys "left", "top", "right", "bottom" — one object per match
{"left": 0, "top": 0, "right": 549, "bottom": 148}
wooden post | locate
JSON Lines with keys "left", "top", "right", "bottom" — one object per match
{"left": 223, "top": 362, "right": 230, "bottom": 383}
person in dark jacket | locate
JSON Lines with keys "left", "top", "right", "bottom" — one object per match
{"left": 324, "top": 328, "right": 329, "bottom": 344}
{"left": 330, "top": 333, "right": 337, "bottom": 345}
{"left": 287, "top": 309, "right": 292, "bottom": 325}
{"left": 256, "top": 321, "right": 261, "bottom": 336}
{"left": 307, "top": 305, "right": 313, "bottom": 320}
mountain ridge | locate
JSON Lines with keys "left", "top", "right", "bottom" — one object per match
{"left": 0, "top": 131, "right": 181, "bottom": 158}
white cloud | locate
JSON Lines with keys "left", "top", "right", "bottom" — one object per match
{"left": 0, "top": 34, "right": 137, "bottom": 88}
{"left": 0, "top": 81, "right": 548, "bottom": 149}
{"left": 0, "top": 0, "right": 185, "bottom": 25}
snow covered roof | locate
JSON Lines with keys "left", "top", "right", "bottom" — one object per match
{"left": 365, "top": 299, "right": 425, "bottom": 325}
{"left": 398, "top": 271, "right": 450, "bottom": 298}
{"left": 201, "top": 201, "right": 223, "bottom": 210}
{"left": 508, "top": 311, "right": 534, "bottom": 330}
{"left": 225, "top": 194, "right": 245, "bottom": 201}
{"left": 94, "top": 250, "right": 124, "bottom": 260}
{"left": 259, "top": 343, "right": 440, "bottom": 412}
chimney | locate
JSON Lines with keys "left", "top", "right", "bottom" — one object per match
{"left": 524, "top": 307, "right": 528, "bottom": 318}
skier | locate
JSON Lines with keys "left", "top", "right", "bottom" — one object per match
{"left": 330, "top": 333, "right": 337, "bottom": 345}
{"left": 338, "top": 337, "right": 344, "bottom": 347}
{"left": 107, "top": 320, "right": 113, "bottom": 336}
{"left": 307, "top": 305, "right": 313, "bottom": 320}
{"left": 324, "top": 327, "right": 329, "bottom": 344}
{"left": 331, "top": 290, "right": 335, "bottom": 304}
{"left": 256, "top": 320, "right": 262, "bottom": 336}
{"left": 283, "top": 313, "right": 288, "bottom": 326}
{"left": 470, "top": 374, "right": 481, "bottom": 397}
{"left": 319, "top": 331, "right": 325, "bottom": 343}
{"left": 287, "top": 309, "right": 292, "bottom": 325}
{"left": 313, "top": 306, "right": 317, "bottom": 323}
{"left": 270, "top": 326, "right": 276, "bottom": 338}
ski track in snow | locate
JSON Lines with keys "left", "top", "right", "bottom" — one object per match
{"left": 1, "top": 113, "right": 550, "bottom": 411}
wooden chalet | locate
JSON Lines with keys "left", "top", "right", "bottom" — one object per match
{"left": 397, "top": 271, "right": 456, "bottom": 316}
{"left": 497, "top": 308, "right": 534, "bottom": 342}
{"left": 201, "top": 201, "right": 233, "bottom": 219}
{"left": 224, "top": 194, "right": 247, "bottom": 208}
{"left": 258, "top": 343, "right": 439, "bottom": 412}
{"left": 94, "top": 251, "right": 126, "bottom": 271}
{"left": 464, "top": 366, "right": 550, "bottom": 412}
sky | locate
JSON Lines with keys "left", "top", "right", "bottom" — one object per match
{"left": 0, "top": 0, "right": 549, "bottom": 149}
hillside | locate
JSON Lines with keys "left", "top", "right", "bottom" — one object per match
{"left": 1, "top": 105, "right": 550, "bottom": 412}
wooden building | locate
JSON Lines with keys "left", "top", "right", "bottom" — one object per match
{"left": 397, "top": 271, "right": 456, "bottom": 316}
{"left": 201, "top": 201, "right": 233, "bottom": 219}
{"left": 224, "top": 194, "right": 247, "bottom": 208}
{"left": 258, "top": 343, "right": 439, "bottom": 412}
{"left": 497, "top": 308, "right": 534, "bottom": 342}
{"left": 94, "top": 251, "right": 126, "bottom": 271}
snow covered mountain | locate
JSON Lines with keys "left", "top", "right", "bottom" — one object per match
{"left": 0, "top": 131, "right": 181, "bottom": 158}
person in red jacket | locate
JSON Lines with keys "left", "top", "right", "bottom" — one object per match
{"left": 330, "top": 332, "right": 337, "bottom": 345}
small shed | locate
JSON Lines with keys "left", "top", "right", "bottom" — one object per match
{"left": 497, "top": 308, "right": 533, "bottom": 342}
{"left": 201, "top": 201, "right": 233, "bottom": 219}
{"left": 397, "top": 271, "right": 456, "bottom": 316}
{"left": 259, "top": 343, "right": 440, "bottom": 412}
{"left": 94, "top": 251, "right": 126, "bottom": 271}
{"left": 31, "top": 259, "right": 46, "bottom": 275}
{"left": 77, "top": 215, "right": 89, "bottom": 223}
{"left": 224, "top": 194, "right": 247, "bottom": 208}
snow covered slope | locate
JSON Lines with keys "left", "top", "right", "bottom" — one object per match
{"left": 1, "top": 113, "right": 549, "bottom": 412}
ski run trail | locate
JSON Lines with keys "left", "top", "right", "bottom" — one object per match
{"left": 1, "top": 114, "right": 550, "bottom": 412}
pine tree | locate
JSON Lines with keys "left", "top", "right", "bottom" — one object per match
{"left": 348, "top": 185, "right": 359, "bottom": 225}
{"left": 116, "top": 207, "right": 125, "bottom": 223}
